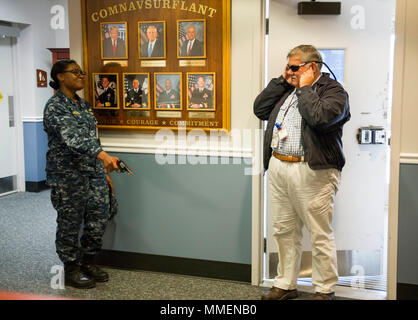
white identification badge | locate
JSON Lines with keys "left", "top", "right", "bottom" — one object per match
{"left": 278, "top": 127, "right": 288, "bottom": 140}
{"left": 271, "top": 132, "right": 279, "bottom": 149}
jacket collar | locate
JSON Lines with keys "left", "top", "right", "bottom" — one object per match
{"left": 314, "top": 73, "right": 331, "bottom": 87}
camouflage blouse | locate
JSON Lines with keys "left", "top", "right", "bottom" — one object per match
{"left": 43, "top": 90, "right": 104, "bottom": 186}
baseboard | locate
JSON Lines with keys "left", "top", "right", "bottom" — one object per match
{"left": 25, "top": 181, "right": 49, "bottom": 193}
{"left": 397, "top": 283, "right": 418, "bottom": 300}
{"left": 94, "top": 249, "right": 251, "bottom": 283}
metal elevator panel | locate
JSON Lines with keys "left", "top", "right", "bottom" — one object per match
{"left": 0, "top": 175, "right": 17, "bottom": 195}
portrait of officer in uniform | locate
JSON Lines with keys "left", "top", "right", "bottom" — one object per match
{"left": 187, "top": 73, "right": 215, "bottom": 110}
{"left": 123, "top": 73, "right": 150, "bottom": 109}
{"left": 139, "top": 22, "right": 166, "bottom": 59}
{"left": 178, "top": 20, "right": 205, "bottom": 58}
{"left": 93, "top": 74, "right": 119, "bottom": 109}
{"left": 155, "top": 73, "right": 182, "bottom": 110}
{"left": 101, "top": 23, "right": 128, "bottom": 59}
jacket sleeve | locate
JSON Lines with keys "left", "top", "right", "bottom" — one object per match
{"left": 253, "top": 76, "right": 294, "bottom": 120}
{"left": 296, "top": 83, "right": 349, "bottom": 133}
{"left": 44, "top": 103, "right": 103, "bottom": 158}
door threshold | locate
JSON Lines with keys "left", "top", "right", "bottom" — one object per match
{"left": 0, "top": 190, "right": 18, "bottom": 198}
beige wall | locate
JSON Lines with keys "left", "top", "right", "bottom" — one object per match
{"left": 399, "top": 0, "right": 418, "bottom": 154}
{"left": 388, "top": 0, "right": 418, "bottom": 300}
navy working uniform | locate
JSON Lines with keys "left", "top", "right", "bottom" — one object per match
{"left": 97, "top": 87, "right": 116, "bottom": 108}
{"left": 43, "top": 90, "right": 109, "bottom": 264}
{"left": 190, "top": 87, "right": 213, "bottom": 109}
{"left": 125, "top": 87, "right": 143, "bottom": 107}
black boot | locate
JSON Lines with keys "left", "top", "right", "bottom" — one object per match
{"left": 64, "top": 262, "right": 96, "bottom": 289}
{"left": 81, "top": 255, "right": 109, "bottom": 282}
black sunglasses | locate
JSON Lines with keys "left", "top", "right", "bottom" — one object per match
{"left": 286, "top": 61, "right": 338, "bottom": 81}
{"left": 62, "top": 69, "right": 87, "bottom": 77}
{"left": 286, "top": 62, "right": 310, "bottom": 72}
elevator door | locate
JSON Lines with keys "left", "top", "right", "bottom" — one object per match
{"left": 0, "top": 37, "right": 18, "bottom": 195}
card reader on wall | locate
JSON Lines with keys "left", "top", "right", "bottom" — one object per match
{"left": 298, "top": 1, "right": 341, "bottom": 15}
{"left": 357, "top": 127, "right": 386, "bottom": 144}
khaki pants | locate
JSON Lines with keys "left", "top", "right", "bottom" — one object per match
{"left": 268, "top": 156, "right": 341, "bottom": 293}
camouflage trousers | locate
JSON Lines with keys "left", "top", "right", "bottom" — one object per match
{"left": 50, "top": 172, "right": 109, "bottom": 264}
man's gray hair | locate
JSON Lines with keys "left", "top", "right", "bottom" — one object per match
{"left": 287, "top": 45, "right": 323, "bottom": 71}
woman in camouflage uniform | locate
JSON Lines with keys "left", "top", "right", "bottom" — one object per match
{"left": 44, "top": 60, "right": 119, "bottom": 289}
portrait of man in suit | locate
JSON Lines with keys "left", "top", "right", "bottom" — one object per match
{"left": 94, "top": 74, "right": 118, "bottom": 109}
{"left": 123, "top": 73, "right": 150, "bottom": 109}
{"left": 188, "top": 74, "right": 215, "bottom": 110}
{"left": 101, "top": 24, "right": 128, "bottom": 59}
{"left": 139, "top": 22, "right": 165, "bottom": 59}
{"left": 178, "top": 20, "right": 205, "bottom": 58}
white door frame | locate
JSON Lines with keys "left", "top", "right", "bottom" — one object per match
{"left": 386, "top": 0, "right": 406, "bottom": 301}
{"left": 12, "top": 35, "right": 26, "bottom": 192}
{"left": 251, "top": 0, "right": 267, "bottom": 287}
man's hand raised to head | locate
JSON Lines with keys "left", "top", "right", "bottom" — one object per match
{"left": 299, "top": 64, "right": 316, "bottom": 88}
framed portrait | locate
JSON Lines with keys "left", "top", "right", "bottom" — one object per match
{"left": 177, "top": 19, "right": 206, "bottom": 59}
{"left": 93, "top": 73, "right": 119, "bottom": 109}
{"left": 82, "top": 0, "right": 231, "bottom": 132}
{"left": 100, "top": 22, "right": 128, "bottom": 59}
{"left": 154, "top": 73, "right": 182, "bottom": 110}
{"left": 123, "top": 73, "right": 150, "bottom": 109}
{"left": 138, "top": 21, "right": 166, "bottom": 59}
{"left": 187, "top": 73, "right": 215, "bottom": 111}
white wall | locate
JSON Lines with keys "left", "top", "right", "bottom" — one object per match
{"left": 0, "top": 0, "right": 70, "bottom": 119}
{"left": 267, "top": 0, "right": 395, "bottom": 253}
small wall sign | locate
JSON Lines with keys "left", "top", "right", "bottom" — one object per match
{"left": 37, "top": 69, "right": 47, "bottom": 87}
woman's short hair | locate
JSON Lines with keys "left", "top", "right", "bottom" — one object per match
{"left": 49, "top": 59, "right": 77, "bottom": 90}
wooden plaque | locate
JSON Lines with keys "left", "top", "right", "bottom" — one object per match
{"left": 82, "top": 0, "right": 231, "bottom": 133}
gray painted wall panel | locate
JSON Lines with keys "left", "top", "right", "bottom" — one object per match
{"left": 103, "top": 153, "right": 252, "bottom": 265}
{"left": 398, "top": 164, "right": 418, "bottom": 285}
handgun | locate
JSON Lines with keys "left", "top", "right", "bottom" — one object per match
{"left": 115, "top": 159, "right": 133, "bottom": 175}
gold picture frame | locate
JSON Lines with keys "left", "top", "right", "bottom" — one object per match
{"left": 177, "top": 19, "right": 206, "bottom": 59}
{"left": 138, "top": 21, "right": 167, "bottom": 60}
{"left": 154, "top": 72, "right": 183, "bottom": 110}
{"left": 100, "top": 22, "right": 128, "bottom": 60}
{"left": 186, "top": 73, "right": 216, "bottom": 111}
{"left": 123, "top": 73, "right": 151, "bottom": 110}
{"left": 92, "top": 73, "right": 120, "bottom": 109}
